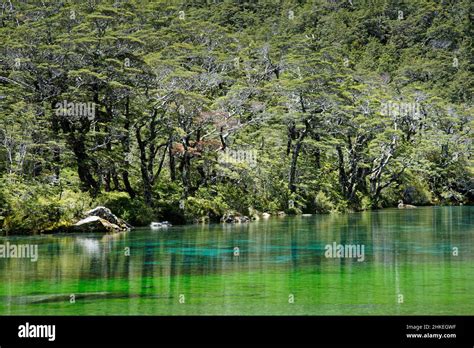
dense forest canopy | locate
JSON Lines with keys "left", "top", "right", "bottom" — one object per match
{"left": 0, "top": 0, "right": 472, "bottom": 233}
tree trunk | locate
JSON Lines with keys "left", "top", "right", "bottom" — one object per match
{"left": 136, "top": 126, "right": 153, "bottom": 206}
{"left": 289, "top": 139, "right": 302, "bottom": 193}
{"left": 169, "top": 138, "right": 176, "bottom": 181}
{"left": 337, "top": 145, "right": 348, "bottom": 199}
{"left": 122, "top": 96, "right": 136, "bottom": 198}
{"left": 70, "top": 134, "right": 99, "bottom": 194}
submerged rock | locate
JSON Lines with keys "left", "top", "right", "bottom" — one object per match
{"left": 397, "top": 200, "right": 417, "bottom": 209}
{"left": 150, "top": 221, "right": 172, "bottom": 229}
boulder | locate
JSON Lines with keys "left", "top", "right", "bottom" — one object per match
{"left": 221, "top": 212, "right": 251, "bottom": 223}
{"left": 240, "top": 216, "right": 250, "bottom": 223}
{"left": 221, "top": 212, "right": 235, "bottom": 223}
{"left": 72, "top": 206, "right": 131, "bottom": 233}
{"left": 73, "top": 216, "right": 122, "bottom": 233}
{"left": 248, "top": 207, "right": 260, "bottom": 221}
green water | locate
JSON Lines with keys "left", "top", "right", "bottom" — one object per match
{"left": 0, "top": 206, "right": 472, "bottom": 315}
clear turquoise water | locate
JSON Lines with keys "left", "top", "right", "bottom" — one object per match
{"left": 0, "top": 206, "right": 472, "bottom": 315}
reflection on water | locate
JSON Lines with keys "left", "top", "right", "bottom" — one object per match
{"left": 0, "top": 206, "right": 472, "bottom": 315}
{"left": 75, "top": 238, "right": 101, "bottom": 255}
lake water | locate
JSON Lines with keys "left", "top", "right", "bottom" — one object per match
{"left": 0, "top": 206, "right": 472, "bottom": 315}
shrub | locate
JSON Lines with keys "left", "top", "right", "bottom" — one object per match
{"left": 314, "top": 191, "right": 335, "bottom": 213}
{"left": 0, "top": 176, "right": 92, "bottom": 234}
{"left": 94, "top": 191, "right": 153, "bottom": 226}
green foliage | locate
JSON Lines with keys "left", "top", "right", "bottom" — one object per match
{"left": 94, "top": 191, "right": 153, "bottom": 226}
{"left": 185, "top": 187, "right": 229, "bottom": 223}
{"left": 313, "top": 191, "right": 335, "bottom": 214}
{"left": 0, "top": 0, "right": 471, "bottom": 234}
{"left": 0, "top": 176, "right": 91, "bottom": 234}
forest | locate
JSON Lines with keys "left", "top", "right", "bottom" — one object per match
{"left": 0, "top": 0, "right": 472, "bottom": 234}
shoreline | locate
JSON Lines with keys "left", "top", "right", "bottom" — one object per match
{"left": 0, "top": 204, "right": 471, "bottom": 237}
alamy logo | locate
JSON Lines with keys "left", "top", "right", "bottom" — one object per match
{"left": 0, "top": 242, "right": 38, "bottom": 262}
{"left": 380, "top": 101, "right": 421, "bottom": 119}
{"left": 324, "top": 242, "right": 365, "bottom": 262}
{"left": 18, "top": 322, "right": 55, "bottom": 341}
{"left": 218, "top": 148, "right": 257, "bottom": 168}
{"left": 55, "top": 100, "right": 95, "bottom": 121}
